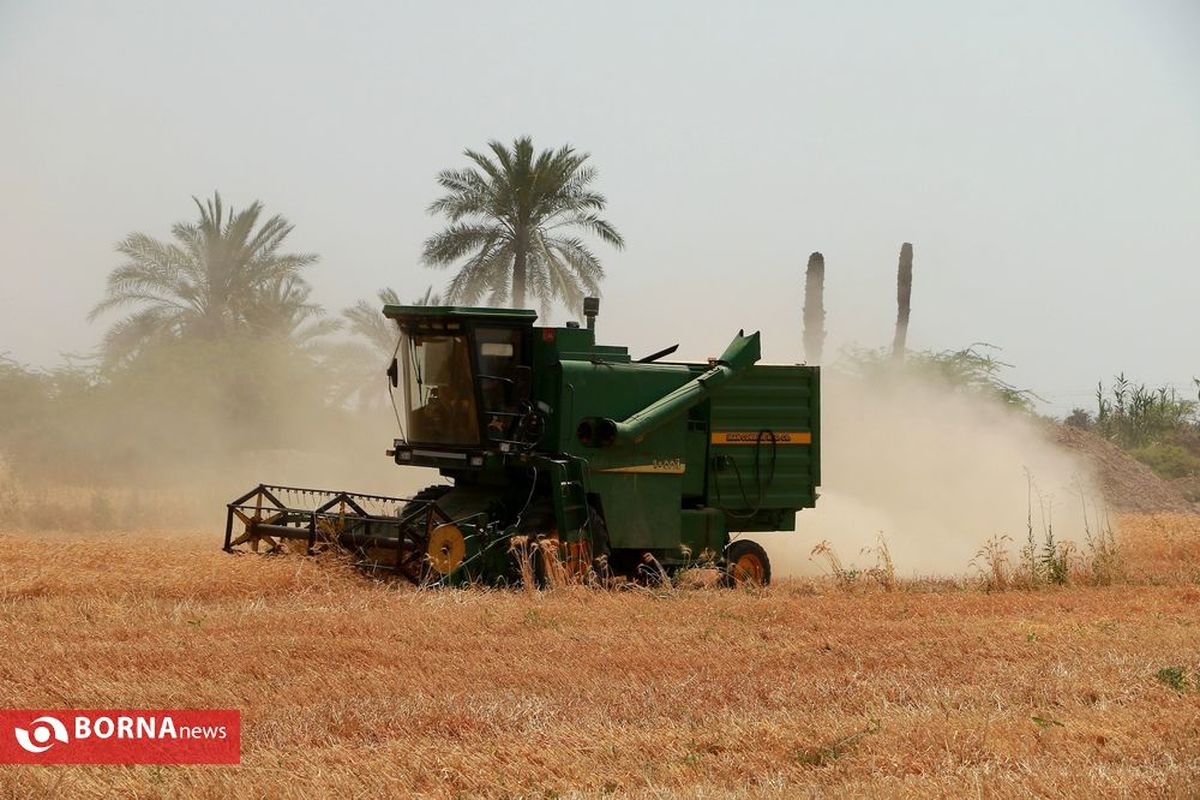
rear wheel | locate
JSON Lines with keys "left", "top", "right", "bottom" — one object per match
{"left": 725, "top": 539, "right": 771, "bottom": 587}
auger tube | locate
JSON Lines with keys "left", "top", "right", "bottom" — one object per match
{"left": 584, "top": 330, "right": 761, "bottom": 448}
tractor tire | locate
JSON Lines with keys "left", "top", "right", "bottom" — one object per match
{"left": 408, "top": 484, "right": 452, "bottom": 507}
{"left": 725, "top": 539, "right": 771, "bottom": 587}
{"left": 392, "top": 484, "right": 454, "bottom": 583}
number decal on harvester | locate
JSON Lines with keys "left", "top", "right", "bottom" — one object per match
{"left": 710, "top": 431, "right": 812, "bottom": 445}
{"left": 594, "top": 459, "right": 685, "bottom": 475}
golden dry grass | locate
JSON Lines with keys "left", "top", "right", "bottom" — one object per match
{"left": 1118, "top": 513, "right": 1200, "bottom": 584}
{"left": 0, "top": 514, "right": 1198, "bottom": 798}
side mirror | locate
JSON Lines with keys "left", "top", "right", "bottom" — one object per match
{"left": 513, "top": 365, "right": 532, "bottom": 405}
{"left": 386, "top": 358, "right": 399, "bottom": 388}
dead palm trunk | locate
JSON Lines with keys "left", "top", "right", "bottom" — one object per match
{"left": 802, "top": 251, "right": 826, "bottom": 364}
{"left": 891, "top": 242, "right": 913, "bottom": 361}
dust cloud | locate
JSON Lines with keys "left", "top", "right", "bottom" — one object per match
{"left": 4, "top": 338, "right": 1104, "bottom": 576}
{"left": 0, "top": 336, "right": 439, "bottom": 532}
{"left": 752, "top": 372, "right": 1103, "bottom": 578}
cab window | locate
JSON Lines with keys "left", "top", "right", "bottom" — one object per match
{"left": 475, "top": 327, "right": 524, "bottom": 441}
{"left": 402, "top": 331, "right": 479, "bottom": 446}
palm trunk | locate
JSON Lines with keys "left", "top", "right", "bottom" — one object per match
{"left": 891, "top": 242, "right": 913, "bottom": 361}
{"left": 512, "top": 228, "right": 528, "bottom": 308}
{"left": 802, "top": 251, "right": 826, "bottom": 364}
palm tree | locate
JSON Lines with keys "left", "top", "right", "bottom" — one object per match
{"left": 89, "top": 192, "right": 320, "bottom": 365}
{"left": 343, "top": 286, "right": 441, "bottom": 357}
{"left": 247, "top": 276, "right": 341, "bottom": 349}
{"left": 333, "top": 287, "right": 442, "bottom": 409}
{"left": 343, "top": 288, "right": 403, "bottom": 357}
{"left": 421, "top": 137, "right": 624, "bottom": 312}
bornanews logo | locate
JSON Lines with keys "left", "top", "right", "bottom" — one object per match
{"left": 0, "top": 710, "right": 240, "bottom": 764}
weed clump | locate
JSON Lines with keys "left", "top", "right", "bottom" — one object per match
{"left": 1154, "top": 667, "right": 1194, "bottom": 692}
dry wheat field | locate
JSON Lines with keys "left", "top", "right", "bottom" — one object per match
{"left": 1, "top": 513, "right": 1198, "bottom": 799}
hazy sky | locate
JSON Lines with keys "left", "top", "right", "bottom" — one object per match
{"left": 2, "top": 0, "right": 1197, "bottom": 413}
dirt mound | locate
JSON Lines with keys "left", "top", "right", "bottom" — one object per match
{"left": 1172, "top": 476, "right": 1200, "bottom": 504}
{"left": 1054, "top": 424, "right": 1196, "bottom": 513}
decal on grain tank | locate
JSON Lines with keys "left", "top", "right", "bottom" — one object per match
{"left": 594, "top": 460, "right": 686, "bottom": 475}
{"left": 710, "top": 431, "right": 812, "bottom": 445}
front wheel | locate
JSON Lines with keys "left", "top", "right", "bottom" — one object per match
{"left": 725, "top": 539, "right": 771, "bottom": 586}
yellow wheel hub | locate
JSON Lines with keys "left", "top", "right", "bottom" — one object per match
{"left": 427, "top": 524, "right": 467, "bottom": 575}
{"left": 733, "top": 553, "right": 765, "bottom": 585}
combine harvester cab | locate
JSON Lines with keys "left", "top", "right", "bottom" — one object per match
{"left": 225, "top": 300, "right": 820, "bottom": 586}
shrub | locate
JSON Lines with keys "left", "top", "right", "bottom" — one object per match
{"left": 1128, "top": 443, "right": 1200, "bottom": 480}
{"left": 839, "top": 344, "right": 1038, "bottom": 411}
{"left": 1090, "top": 375, "right": 1200, "bottom": 478}
{"left": 1155, "top": 666, "right": 1189, "bottom": 692}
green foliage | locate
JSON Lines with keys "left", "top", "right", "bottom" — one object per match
{"left": 0, "top": 337, "right": 341, "bottom": 486}
{"left": 1039, "top": 526, "right": 1070, "bottom": 586}
{"left": 1009, "top": 472, "right": 1122, "bottom": 588}
{"left": 1081, "top": 504, "right": 1122, "bottom": 586}
{"left": 1031, "top": 715, "right": 1064, "bottom": 728}
{"left": 422, "top": 137, "right": 624, "bottom": 313}
{"left": 1128, "top": 443, "right": 1200, "bottom": 480}
{"left": 840, "top": 344, "right": 1037, "bottom": 410}
{"left": 1064, "top": 407, "right": 1093, "bottom": 429}
{"left": 89, "top": 192, "right": 326, "bottom": 367}
{"left": 1095, "top": 374, "right": 1197, "bottom": 449}
{"left": 1092, "top": 374, "right": 1200, "bottom": 479}
{"left": 1020, "top": 479, "right": 1040, "bottom": 584}
{"left": 1155, "top": 666, "right": 1189, "bottom": 692}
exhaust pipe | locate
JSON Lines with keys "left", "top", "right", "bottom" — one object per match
{"left": 583, "top": 297, "right": 599, "bottom": 331}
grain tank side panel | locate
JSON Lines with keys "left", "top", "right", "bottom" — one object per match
{"left": 706, "top": 365, "right": 820, "bottom": 525}
{"left": 554, "top": 360, "right": 695, "bottom": 550}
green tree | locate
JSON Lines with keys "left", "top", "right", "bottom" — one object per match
{"left": 421, "top": 137, "right": 624, "bottom": 312}
{"left": 89, "top": 192, "right": 321, "bottom": 365}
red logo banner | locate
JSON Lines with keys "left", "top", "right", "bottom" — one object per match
{"left": 0, "top": 710, "right": 240, "bottom": 764}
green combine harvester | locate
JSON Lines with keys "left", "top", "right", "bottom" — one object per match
{"left": 224, "top": 299, "right": 820, "bottom": 585}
